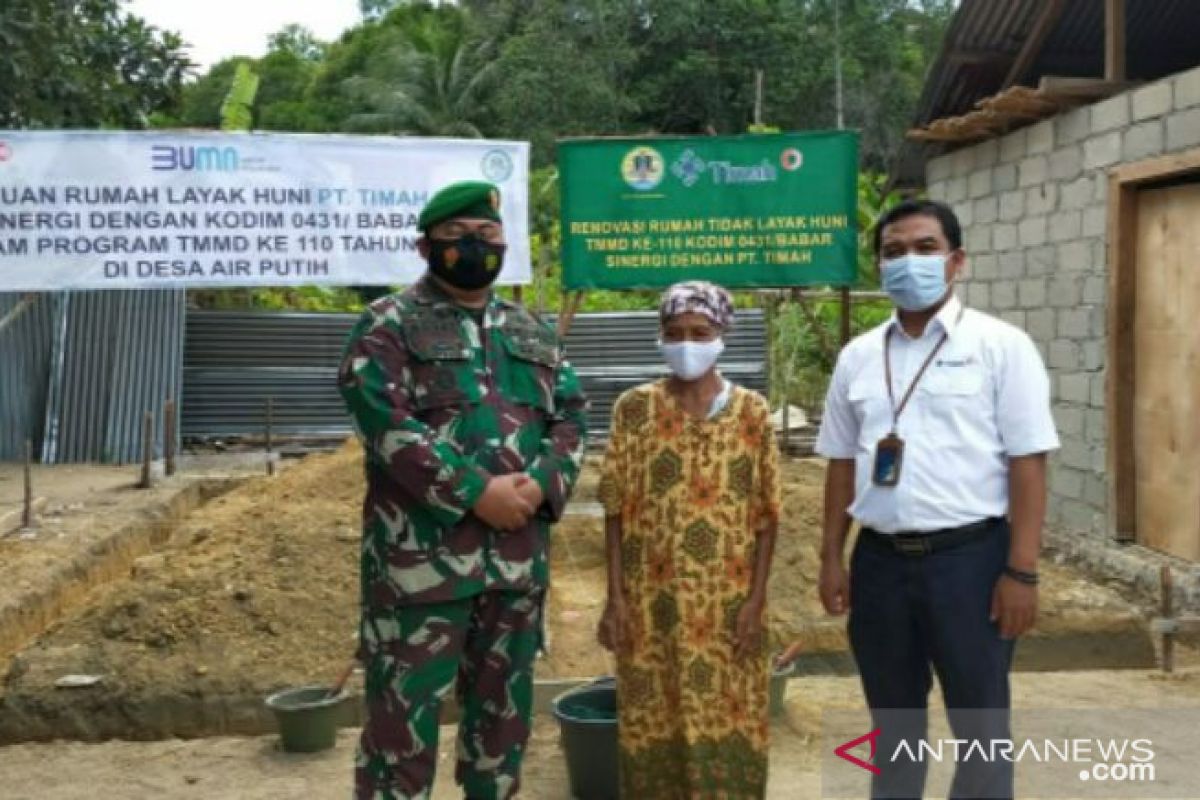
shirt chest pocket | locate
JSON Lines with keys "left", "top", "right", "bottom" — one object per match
{"left": 915, "top": 365, "right": 987, "bottom": 438}
{"left": 402, "top": 313, "right": 475, "bottom": 412}
{"left": 499, "top": 322, "right": 558, "bottom": 413}
{"left": 919, "top": 365, "right": 985, "bottom": 399}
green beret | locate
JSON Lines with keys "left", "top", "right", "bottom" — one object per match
{"left": 417, "top": 181, "right": 502, "bottom": 231}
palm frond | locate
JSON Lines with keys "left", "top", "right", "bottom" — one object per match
{"left": 337, "top": 15, "right": 492, "bottom": 138}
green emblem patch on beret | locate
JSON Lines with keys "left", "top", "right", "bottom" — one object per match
{"left": 417, "top": 181, "right": 502, "bottom": 231}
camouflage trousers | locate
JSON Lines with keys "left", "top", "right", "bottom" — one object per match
{"left": 354, "top": 590, "right": 544, "bottom": 800}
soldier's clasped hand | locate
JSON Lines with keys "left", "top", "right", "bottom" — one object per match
{"left": 473, "top": 474, "right": 536, "bottom": 531}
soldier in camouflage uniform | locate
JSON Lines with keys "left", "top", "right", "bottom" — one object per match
{"left": 338, "top": 181, "right": 588, "bottom": 800}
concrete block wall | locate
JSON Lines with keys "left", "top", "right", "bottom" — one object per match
{"left": 924, "top": 65, "right": 1200, "bottom": 558}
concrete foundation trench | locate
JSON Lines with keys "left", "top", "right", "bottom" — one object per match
{"left": 0, "top": 442, "right": 1174, "bottom": 747}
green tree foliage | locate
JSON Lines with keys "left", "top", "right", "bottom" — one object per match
{"left": 171, "top": 0, "right": 953, "bottom": 168}
{"left": 626, "top": 1, "right": 807, "bottom": 136}
{"left": 488, "top": 0, "right": 638, "bottom": 161}
{"left": 0, "top": 0, "right": 190, "bottom": 127}
{"left": 834, "top": 0, "right": 957, "bottom": 170}
{"left": 156, "top": 0, "right": 947, "bottom": 384}
{"left": 169, "top": 58, "right": 247, "bottom": 128}
{"left": 769, "top": 166, "right": 902, "bottom": 409}
{"left": 268, "top": 24, "right": 327, "bottom": 62}
{"left": 856, "top": 170, "right": 903, "bottom": 285}
{"left": 341, "top": 4, "right": 497, "bottom": 136}
{"left": 770, "top": 295, "right": 893, "bottom": 409}
{"left": 187, "top": 285, "right": 367, "bottom": 313}
{"left": 220, "top": 63, "right": 260, "bottom": 131}
{"left": 479, "top": 0, "right": 954, "bottom": 168}
{"left": 256, "top": 28, "right": 327, "bottom": 132}
{"left": 168, "top": 27, "right": 326, "bottom": 131}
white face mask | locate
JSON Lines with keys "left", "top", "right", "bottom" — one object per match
{"left": 659, "top": 339, "right": 724, "bottom": 381}
{"left": 881, "top": 253, "right": 951, "bottom": 311}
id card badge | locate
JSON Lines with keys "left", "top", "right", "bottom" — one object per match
{"left": 872, "top": 433, "right": 905, "bottom": 487}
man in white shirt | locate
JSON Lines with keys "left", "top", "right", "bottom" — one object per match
{"left": 816, "top": 200, "right": 1059, "bottom": 799}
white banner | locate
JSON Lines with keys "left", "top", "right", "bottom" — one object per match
{"left": 0, "top": 131, "right": 531, "bottom": 290}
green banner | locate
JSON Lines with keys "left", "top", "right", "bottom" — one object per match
{"left": 559, "top": 132, "right": 859, "bottom": 290}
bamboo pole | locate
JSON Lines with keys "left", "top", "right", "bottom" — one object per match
{"left": 840, "top": 286, "right": 852, "bottom": 346}
{"left": 782, "top": 291, "right": 797, "bottom": 456}
{"left": 139, "top": 412, "right": 154, "bottom": 489}
{"left": 766, "top": 294, "right": 782, "bottom": 451}
{"left": 266, "top": 397, "right": 275, "bottom": 476}
{"left": 23, "top": 439, "right": 34, "bottom": 529}
{"left": 556, "top": 291, "right": 585, "bottom": 338}
{"left": 164, "top": 398, "right": 176, "bottom": 477}
{"left": 1161, "top": 565, "right": 1174, "bottom": 673}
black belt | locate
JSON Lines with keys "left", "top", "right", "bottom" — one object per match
{"left": 861, "top": 517, "right": 1004, "bottom": 557}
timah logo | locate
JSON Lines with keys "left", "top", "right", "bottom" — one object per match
{"left": 151, "top": 145, "right": 239, "bottom": 171}
{"left": 671, "top": 149, "right": 706, "bottom": 187}
{"left": 835, "top": 728, "right": 882, "bottom": 775}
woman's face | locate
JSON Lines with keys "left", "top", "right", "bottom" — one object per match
{"left": 661, "top": 311, "right": 721, "bottom": 344}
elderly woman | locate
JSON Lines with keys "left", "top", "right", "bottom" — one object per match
{"left": 597, "top": 281, "right": 782, "bottom": 799}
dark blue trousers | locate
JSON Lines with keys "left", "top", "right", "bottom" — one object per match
{"left": 848, "top": 521, "right": 1015, "bottom": 800}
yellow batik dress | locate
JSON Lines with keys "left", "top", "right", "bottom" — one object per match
{"left": 599, "top": 379, "right": 782, "bottom": 800}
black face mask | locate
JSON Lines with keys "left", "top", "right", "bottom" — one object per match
{"left": 427, "top": 234, "right": 506, "bottom": 290}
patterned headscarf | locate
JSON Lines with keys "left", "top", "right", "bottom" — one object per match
{"left": 659, "top": 281, "right": 735, "bottom": 330}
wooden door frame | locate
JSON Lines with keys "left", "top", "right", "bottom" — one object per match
{"left": 1107, "top": 146, "right": 1200, "bottom": 542}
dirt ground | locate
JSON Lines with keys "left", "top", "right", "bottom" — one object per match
{"left": 3, "top": 668, "right": 1199, "bottom": 799}
{"left": 0, "top": 461, "right": 178, "bottom": 627}
{"left": 0, "top": 451, "right": 282, "bottom": 660}
{"left": 0, "top": 441, "right": 1162, "bottom": 743}
{"left": 543, "top": 456, "right": 1155, "bottom": 678}
{"left": 1, "top": 447, "right": 362, "bottom": 737}
{"left": 1, "top": 443, "right": 1198, "bottom": 796}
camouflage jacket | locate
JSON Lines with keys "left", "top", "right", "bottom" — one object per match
{"left": 338, "top": 277, "right": 588, "bottom": 607}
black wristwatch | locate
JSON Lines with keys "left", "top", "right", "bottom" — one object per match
{"left": 1003, "top": 566, "right": 1039, "bottom": 586}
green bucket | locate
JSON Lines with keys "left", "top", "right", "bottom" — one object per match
{"left": 770, "top": 660, "right": 797, "bottom": 717}
{"left": 265, "top": 685, "right": 348, "bottom": 753}
{"left": 552, "top": 678, "right": 618, "bottom": 800}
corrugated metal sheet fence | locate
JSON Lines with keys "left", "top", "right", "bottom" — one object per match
{"left": 0, "top": 293, "right": 56, "bottom": 461}
{"left": 0, "top": 290, "right": 185, "bottom": 464}
{"left": 42, "top": 291, "right": 186, "bottom": 464}
{"left": 182, "top": 309, "right": 769, "bottom": 440}
{"left": 183, "top": 311, "right": 354, "bottom": 438}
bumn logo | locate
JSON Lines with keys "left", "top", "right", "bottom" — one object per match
{"left": 0, "top": 141, "right": 11, "bottom": 163}
{"left": 151, "top": 145, "right": 239, "bottom": 172}
{"left": 835, "top": 728, "right": 882, "bottom": 775}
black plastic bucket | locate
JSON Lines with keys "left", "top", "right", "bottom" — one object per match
{"left": 552, "top": 678, "right": 619, "bottom": 800}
